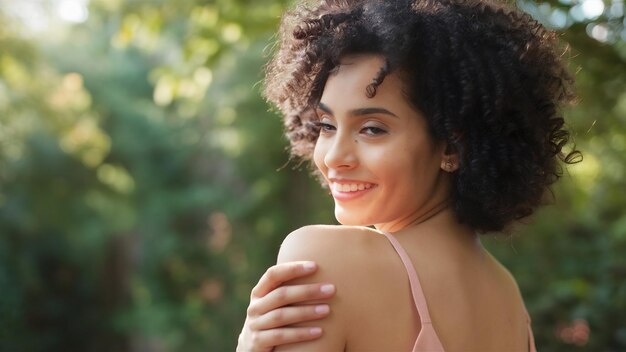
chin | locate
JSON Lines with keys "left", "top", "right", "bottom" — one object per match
{"left": 334, "top": 207, "right": 372, "bottom": 226}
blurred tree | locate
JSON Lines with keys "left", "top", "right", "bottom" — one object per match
{"left": 1, "top": 0, "right": 328, "bottom": 351}
{"left": 485, "top": 1, "right": 626, "bottom": 350}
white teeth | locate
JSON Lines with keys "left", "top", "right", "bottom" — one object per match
{"left": 333, "top": 182, "right": 373, "bottom": 193}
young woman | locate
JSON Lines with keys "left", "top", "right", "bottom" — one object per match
{"left": 238, "top": 0, "right": 580, "bottom": 350}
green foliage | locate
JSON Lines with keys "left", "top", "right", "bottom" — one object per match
{"left": 483, "top": 2, "right": 626, "bottom": 349}
{"left": 0, "top": 0, "right": 623, "bottom": 351}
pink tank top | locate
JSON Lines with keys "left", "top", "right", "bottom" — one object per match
{"left": 380, "top": 231, "right": 537, "bottom": 352}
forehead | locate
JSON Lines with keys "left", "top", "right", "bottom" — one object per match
{"left": 331, "top": 54, "right": 384, "bottom": 74}
{"left": 327, "top": 54, "right": 386, "bottom": 86}
{"left": 320, "top": 54, "right": 408, "bottom": 111}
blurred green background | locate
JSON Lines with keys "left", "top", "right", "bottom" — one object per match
{"left": 0, "top": 0, "right": 624, "bottom": 351}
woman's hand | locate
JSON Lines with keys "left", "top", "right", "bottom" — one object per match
{"left": 237, "top": 261, "right": 336, "bottom": 352}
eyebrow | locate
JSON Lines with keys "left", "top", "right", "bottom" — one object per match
{"left": 317, "top": 102, "right": 398, "bottom": 118}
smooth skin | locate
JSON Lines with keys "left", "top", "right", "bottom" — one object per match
{"left": 236, "top": 261, "right": 336, "bottom": 352}
{"left": 239, "top": 55, "right": 531, "bottom": 351}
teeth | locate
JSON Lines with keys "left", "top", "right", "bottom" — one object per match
{"left": 333, "top": 182, "right": 373, "bottom": 193}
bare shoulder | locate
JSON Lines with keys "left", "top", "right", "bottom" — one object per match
{"left": 484, "top": 250, "right": 526, "bottom": 302}
{"left": 274, "top": 225, "right": 383, "bottom": 352}
{"left": 278, "top": 224, "right": 381, "bottom": 264}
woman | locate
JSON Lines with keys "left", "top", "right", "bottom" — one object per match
{"left": 238, "top": 0, "right": 580, "bottom": 350}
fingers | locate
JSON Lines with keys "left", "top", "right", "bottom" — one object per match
{"left": 251, "top": 304, "right": 330, "bottom": 330}
{"left": 251, "top": 261, "right": 318, "bottom": 299}
{"left": 250, "top": 327, "right": 323, "bottom": 348}
{"left": 247, "top": 283, "right": 335, "bottom": 317}
{"left": 239, "top": 262, "right": 333, "bottom": 351}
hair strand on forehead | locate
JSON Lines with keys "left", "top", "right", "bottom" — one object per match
{"left": 365, "top": 57, "right": 391, "bottom": 98}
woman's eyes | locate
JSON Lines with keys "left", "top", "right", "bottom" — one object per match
{"left": 315, "top": 121, "right": 387, "bottom": 136}
{"left": 361, "top": 126, "right": 386, "bottom": 136}
{"left": 315, "top": 121, "right": 336, "bottom": 132}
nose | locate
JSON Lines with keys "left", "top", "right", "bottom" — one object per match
{"left": 323, "top": 130, "right": 358, "bottom": 170}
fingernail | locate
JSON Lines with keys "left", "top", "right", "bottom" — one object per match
{"left": 315, "top": 305, "right": 329, "bottom": 314}
{"left": 309, "top": 327, "right": 322, "bottom": 335}
{"left": 320, "top": 284, "right": 335, "bottom": 294}
{"left": 303, "top": 262, "right": 316, "bottom": 271}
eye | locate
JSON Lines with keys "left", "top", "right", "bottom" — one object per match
{"left": 314, "top": 121, "right": 336, "bottom": 133}
{"left": 361, "top": 126, "right": 387, "bottom": 136}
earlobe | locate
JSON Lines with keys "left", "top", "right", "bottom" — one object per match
{"left": 440, "top": 141, "right": 460, "bottom": 172}
{"left": 441, "top": 158, "right": 459, "bottom": 172}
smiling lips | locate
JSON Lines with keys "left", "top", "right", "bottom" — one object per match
{"left": 330, "top": 181, "right": 376, "bottom": 201}
{"left": 332, "top": 182, "right": 373, "bottom": 192}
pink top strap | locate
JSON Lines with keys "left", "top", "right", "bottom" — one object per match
{"left": 380, "top": 231, "right": 537, "bottom": 352}
{"left": 381, "top": 231, "right": 445, "bottom": 351}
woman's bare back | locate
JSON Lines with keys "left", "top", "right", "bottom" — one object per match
{"left": 276, "top": 216, "right": 532, "bottom": 351}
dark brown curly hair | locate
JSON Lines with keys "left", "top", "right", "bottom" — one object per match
{"left": 263, "top": 0, "right": 582, "bottom": 233}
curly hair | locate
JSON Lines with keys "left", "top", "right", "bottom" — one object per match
{"left": 263, "top": 0, "right": 582, "bottom": 233}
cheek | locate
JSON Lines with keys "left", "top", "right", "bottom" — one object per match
{"left": 313, "top": 141, "right": 326, "bottom": 173}
{"left": 383, "top": 145, "right": 437, "bottom": 186}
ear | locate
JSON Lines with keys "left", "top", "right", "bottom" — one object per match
{"left": 440, "top": 140, "right": 460, "bottom": 173}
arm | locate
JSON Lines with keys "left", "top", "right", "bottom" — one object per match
{"left": 237, "top": 261, "right": 336, "bottom": 352}
{"left": 274, "top": 226, "right": 348, "bottom": 352}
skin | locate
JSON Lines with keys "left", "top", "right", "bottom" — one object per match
{"left": 238, "top": 55, "right": 531, "bottom": 351}
{"left": 236, "top": 261, "right": 336, "bottom": 352}
{"left": 313, "top": 54, "right": 454, "bottom": 233}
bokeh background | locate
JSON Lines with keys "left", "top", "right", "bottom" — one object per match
{"left": 0, "top": 0, "right": 624, "bottom": 351}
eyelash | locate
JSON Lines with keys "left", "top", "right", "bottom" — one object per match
{"left": 314, "top": 121, "right": 387, "bottom": 136}
{"left": 362, "top": 126, "right": 386, "bottom": 136}
{"left": 314, "top": 121, "right": 335, "bottom": 132}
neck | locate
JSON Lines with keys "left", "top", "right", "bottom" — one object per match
{"left": 380, "top": 206, "right": 480, "bottom": 252}
{"left": 374, "top": 197, "right": 451, "bottom": 233}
